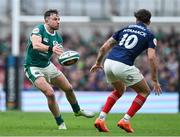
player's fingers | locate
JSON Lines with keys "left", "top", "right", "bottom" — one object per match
{"left": 154, "top": 86, "right": 162, "bottom": 96}
{"left": 153, "top": 87, "right": 158, "bottom": 95}
{"left": 95, "top": 66, "right": 103, "bottom": 71}
{"left": 90, "top": 68, "right": 97, "bottom": 72}
{"left": 59, "top": 49, "right": 64, "bottom": 54}
{"left": 158, "top": 87, "right": 162, "bottom": 94}
{"left": 90, "top": 66, "right": 102, "bottom": 72}
{"left": 55, "top": 51, "right": 63, "bottom": 56}
{"left": 55, "top": 47, "right": 64, "bottom": 55}
{"left": 90, "top": 67, "right": 95, "bottom": 72}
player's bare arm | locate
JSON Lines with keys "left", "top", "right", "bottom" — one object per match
{"left": 31, "top": 34, "right": 63, "bottom": 55}
{"left": 147, "top": 48, "right": 162, "bottom": 95}
{"left": 31, "top": 34, "right": 49, "bottom": 51}
{"left": 90, "top": 37, "right": 117, "bottom": 72}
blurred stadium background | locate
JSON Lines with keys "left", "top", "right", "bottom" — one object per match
{"left": 0, "top": 0, "right": 179, "bottom": 113}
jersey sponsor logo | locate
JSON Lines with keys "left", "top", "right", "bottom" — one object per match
{"left": 53, "top": 41, "right": 63, "bottom": 48}
{"left": 53, "top": 41, "right": 59, "bottom": 46}
{"left": 153, "top": 38, "right": 157, "bottom": 46}
{"left": 32, "top": 28, "right": 40, "bottom": 34}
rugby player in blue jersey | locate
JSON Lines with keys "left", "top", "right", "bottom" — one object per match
{"left": 90, "top": 9, "right": 162, "bottom": 133}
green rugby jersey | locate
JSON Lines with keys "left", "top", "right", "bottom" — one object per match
{"left": 24, "top": 24, "right": 63, "bottom": 68}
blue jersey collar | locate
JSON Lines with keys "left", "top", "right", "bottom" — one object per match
{"left": 136, "top": 22, "right": 147, "bottom": 28}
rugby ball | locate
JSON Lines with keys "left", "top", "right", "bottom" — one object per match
{"left": 58, "top": 51, "right": 80, "bottom": 66}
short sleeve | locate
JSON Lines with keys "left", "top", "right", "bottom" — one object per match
{"left": 147, "top": 33, "right": 157, "bottom": 49}
{"left": 112, "top": 29, "right": 123, "bottom": 42}
{"left": 31, "top": 26, "right": 42, "bottom": 37}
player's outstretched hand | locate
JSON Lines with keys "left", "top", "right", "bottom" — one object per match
{"left": 152, "top": 81, "right": 162, "bottom": 95}
{"left": 53, "top": 44, "right": 64, "bottom": 56}
{"left": 90, "top": 64, "right": 103, "bottom": 72}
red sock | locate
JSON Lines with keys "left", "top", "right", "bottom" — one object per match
{"left": 102, "top": 90, "right": 122, "bottom": 113}
{"left": 127, "top": 94, "right": 147, "bottom": 117}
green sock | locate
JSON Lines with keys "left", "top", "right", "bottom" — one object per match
{"left": 71, "top": 103, "right": 80, "bottom": 113}
{"left": 55, "top": 115, "right": 64, "bottom": 125}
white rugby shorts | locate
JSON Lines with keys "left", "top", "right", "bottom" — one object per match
{"left": 104, "top": 59, "right": 144, "bottom": 87}
{"left": 24, "top": 62, "right": 62, "bottom": 83}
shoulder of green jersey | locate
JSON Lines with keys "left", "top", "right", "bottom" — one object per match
{"left": 30, "top": 34, "right": 42, "bottom": 41}
{"left": 32, "top": 28, "right": 40, "bottom": 34}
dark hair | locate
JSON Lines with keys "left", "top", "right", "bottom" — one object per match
{"left": 134, "top": 9, "right": 151, "bottom": 24}
{"left": 44, "top": 9, "right": 59, "bottom": 20}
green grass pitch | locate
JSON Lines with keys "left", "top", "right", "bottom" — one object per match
{"left": 0, "top": 111, "right": 180, "bottom": 136}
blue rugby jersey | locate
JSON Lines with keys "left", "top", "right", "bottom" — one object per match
{"left": 107, "top": 22, "right": 157, "bottom": 66}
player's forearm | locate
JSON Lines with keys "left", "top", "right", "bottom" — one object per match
{"left": 96, "top": 44, "right": 109, "bottom": 65}
{"left": 96, "top": 51, "right": 104, "bottom": 65}
{"left": 33, "top": 42, "right": 50, "bottom": 52}
{"left": 149, "top": 57, "right": 158, "bottom": 82}
{"left": 96, "top": 39, "right": 115, "bottom": 65}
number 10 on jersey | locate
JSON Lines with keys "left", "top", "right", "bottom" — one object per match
{"left": 119, "top": 33, "right": 138, "bottom": 49}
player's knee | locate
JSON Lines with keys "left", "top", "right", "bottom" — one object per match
{"left": 146, "top": 89, "right": 151, "bottom": 96}
{"left": 140, "top": 89, "right": 150, "bottom": 97}
{"left": 64, "top": 85, "right": 74, "bottom": 93}
{"left": 67, "top": 86, "right": 74, "bottom": 93}
{"left": 115, "top": 86, "right": 126, "bottom": 97}
{"left": 45, "top": 89, "right": 55, "bottom": 99}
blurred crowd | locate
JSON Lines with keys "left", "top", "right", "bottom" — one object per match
{"left": 0, "top": 26, "right": 179, "bottom": 92}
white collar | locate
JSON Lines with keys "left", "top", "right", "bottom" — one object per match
{"left": 44, "top": 24, "right": 56, "bottom": 36}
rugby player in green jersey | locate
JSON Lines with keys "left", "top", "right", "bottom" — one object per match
{"left": 24, "top": 9, "right": 95, "bottom": 130}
